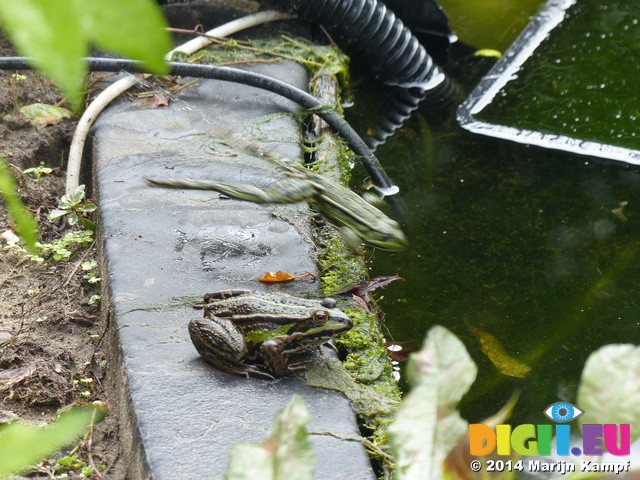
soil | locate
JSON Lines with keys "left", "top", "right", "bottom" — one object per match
{"left": 0, "top": 36, "right": 126, "bottom": 479}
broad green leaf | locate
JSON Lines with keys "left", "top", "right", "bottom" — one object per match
{"left": 0, "top": 406, "right": 106, "bottom": 478}
{"left": 19, "top": 103, "right": 73, "bottom": 126}
{"left": 48, "top": 209, "right": 70, "bottom": 221}
{"left": 577, "top": 344, "right": 640, "bottom": 439}
{"left": 225, "top": 394, "right": 314, "bottom": 480}
{"left": 79, "top": 216, "right": 97, "bottom": 232}
{"left": 0, "top": 0, "right": 170, "bottom": 107}
{"left": 85, "top": 0, "right": 171, "bottom": 73}
{"left": 388, "top": 326, "right": 478, "bottom": 480}
{"left": 0, "top": 0, "right": 87, "bottom": 106}
{"left": 0, "top": 157, "right": 39, "bottom": 251}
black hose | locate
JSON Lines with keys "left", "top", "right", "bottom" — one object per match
{"left": 277, "top": 0, "right": 457, "bottom": 147}
{"left": 0, "top": 56, "right": 396, "bottom": 191}
{"left": 280, "top": 0, "right": 437, "bottom": 84}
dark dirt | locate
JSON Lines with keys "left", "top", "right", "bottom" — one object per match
{"left": 0, "top": 36, "right": 126, "bottom": 479}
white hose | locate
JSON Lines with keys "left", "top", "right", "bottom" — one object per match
{"left": 66, "top": 10, "right": 295, "bottom": 194}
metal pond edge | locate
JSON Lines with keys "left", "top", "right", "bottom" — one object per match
{"left": 456, "top": 0, "right": 640, "bottom": 166}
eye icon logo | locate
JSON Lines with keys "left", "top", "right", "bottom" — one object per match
{"left": 543, "top": 402, "right": 584, "bottom": 423}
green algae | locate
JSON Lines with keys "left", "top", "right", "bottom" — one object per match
{"left": 302, "top": 72, "right": 401, "bottom": 478}
{"left": 173, "top": 35, "right": 350, "bottom": 94}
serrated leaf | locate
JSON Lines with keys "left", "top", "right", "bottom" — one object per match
{"left": 577, "top": 344, "right": 640, "bottom": 439}
{"left": 59, "top": 184, "right": 87, "bottom": 208}
{"left": 79, "top": 202, "right": 97, "bottom": 213}
{"left": 388, "top": 326, "right": 478, "bottom": 480}
{"left": 0, "top": 158, "right": 39, "bottom": 252}
{"left": 85, "top": 0, "right": 170, "bottom": 73}
{"left": 225, "top": 394, "right": 314, "bottom": 480}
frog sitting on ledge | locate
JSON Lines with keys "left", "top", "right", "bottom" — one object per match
{"left": 189, "top": 289, "right": 353, "bottom": 379}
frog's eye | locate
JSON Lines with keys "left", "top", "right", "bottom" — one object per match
{"left": 321, "top": 298, "right": 337, "bottom": 308}
{"left": 312, "top": 310, "right": 330, "bottom": 325}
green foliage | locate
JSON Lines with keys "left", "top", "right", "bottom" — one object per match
{"left": 82, "top": 260, "right": 101, "bottom": 284}
{"left": 48, "top": 185, "right": 97, "bottom": 230}
{"left": 23, "top": 161, "right": 53, "bottom": 182}
{"left": 388, "top": 326, "right": 478, "bottom": 480}
{"left": 88, "top": 294, "right": 102, "bottom": 307}
{"left": 577, "top": 344, "right": 640, "bottom": 437}
{"left": 225, "top": 394, "right": 314, "bottom": 480}
{"left": 11, "top": 72, "right": 27, "bottom": 107}
{"left": 0, "top": 157, "right": 39, "bottom": 252}
{"left": 4, "top": 229, "right": 94, "bottom": 263}
{"left": 0, "top": 0, "right": 171, "bottom": 108}
{"left": 44, "top": 230, "right": 95, "bottom": 261}
{"left": 0, "top": 405, "right": 106, "bottom": 479}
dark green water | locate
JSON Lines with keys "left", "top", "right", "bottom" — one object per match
{"left": 367, "top": 113, "right": 640, "bottom": 424}
{"left": 347, "top": 0, "right": 640, "bottom": 425}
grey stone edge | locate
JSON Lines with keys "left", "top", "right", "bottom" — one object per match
{"left": 91, "top": 60, "right": 376, "bottom": 479}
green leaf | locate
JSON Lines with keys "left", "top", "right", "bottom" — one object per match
{"left": 577, "top": 344, "right": 640, "bottom": 439}
{"left": 79, "top": 216, "right": 96, "bottom": 232}
{"left": 0, "top": 0, "right": 170, "bottom": 107}
{"left": 85, "top": 0, "right": 171, "bottom": 74}
{"left": 0, "top": 0, "right": 87, "bottom": 107}
{"left": 79, "top": 201, "right": 97, "bottom": 214}
{"left": 0, "top": 157, "right": 39, "bottom": 252}
{"left": 19, "top": 103, "right": 73, "bottom": 126}
{"left": 0, "top": 406, "right": 106, "bottom": 478}
{"left": 225, "top": 394, "right": 314, "bottom": 480}
{"left": 66, "top": 214, "right": 79, "bottom": 226}
{"left": 388, "top": 326, "right": 478, "bottom": 480}
{"left": 48, "top": 209, "right": 70, "bottom": 221}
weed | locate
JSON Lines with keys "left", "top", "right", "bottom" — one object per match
{"left": 23, "top": 161, "right": 53, "bottom": 182}
{"left": 48, "top": 185, "right": 97, "bottom": 230}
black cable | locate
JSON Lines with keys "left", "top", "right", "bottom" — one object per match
{"left": 0, "top": 56, "right": 396, "bottom": 191}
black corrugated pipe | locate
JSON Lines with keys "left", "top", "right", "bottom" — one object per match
{"left": 281, "top": 0, "right": 437, "bottom": 84}
{"left": 277, "top": 0, "right": 458, "bottom": 146}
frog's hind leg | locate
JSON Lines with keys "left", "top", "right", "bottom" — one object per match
{"left": 147, "top": 177, "right": 313, "bottom": 204}
{"left": 189, "top": 317, "right": 273, "bottom": 379}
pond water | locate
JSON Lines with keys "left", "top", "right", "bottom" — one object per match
{"left": 347, "top": 0, "right": 640, "bottom": 425}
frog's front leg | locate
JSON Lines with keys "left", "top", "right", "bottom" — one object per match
{"left": 260, "top": 333, "right": 308, "bottom": 376}
{"left": 188, "top": 317, "right": 273, "bottom": 379}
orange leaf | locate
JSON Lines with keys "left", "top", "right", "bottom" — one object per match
{"left": 258, "top": 271, "right": 296, "bottom": 282}
{"left": 257, "top": 271, "right": 318, "bottom": 283}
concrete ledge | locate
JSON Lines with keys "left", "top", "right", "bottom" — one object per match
{"left": 92, "top": 61, "right": 375, "bottom": 479}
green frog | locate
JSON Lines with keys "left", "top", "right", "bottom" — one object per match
{"left": 147, "top": 146, "right": 408, "bottom": 251}
{"left": 188, "top": 289, "right": 353, "bottom": 379}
